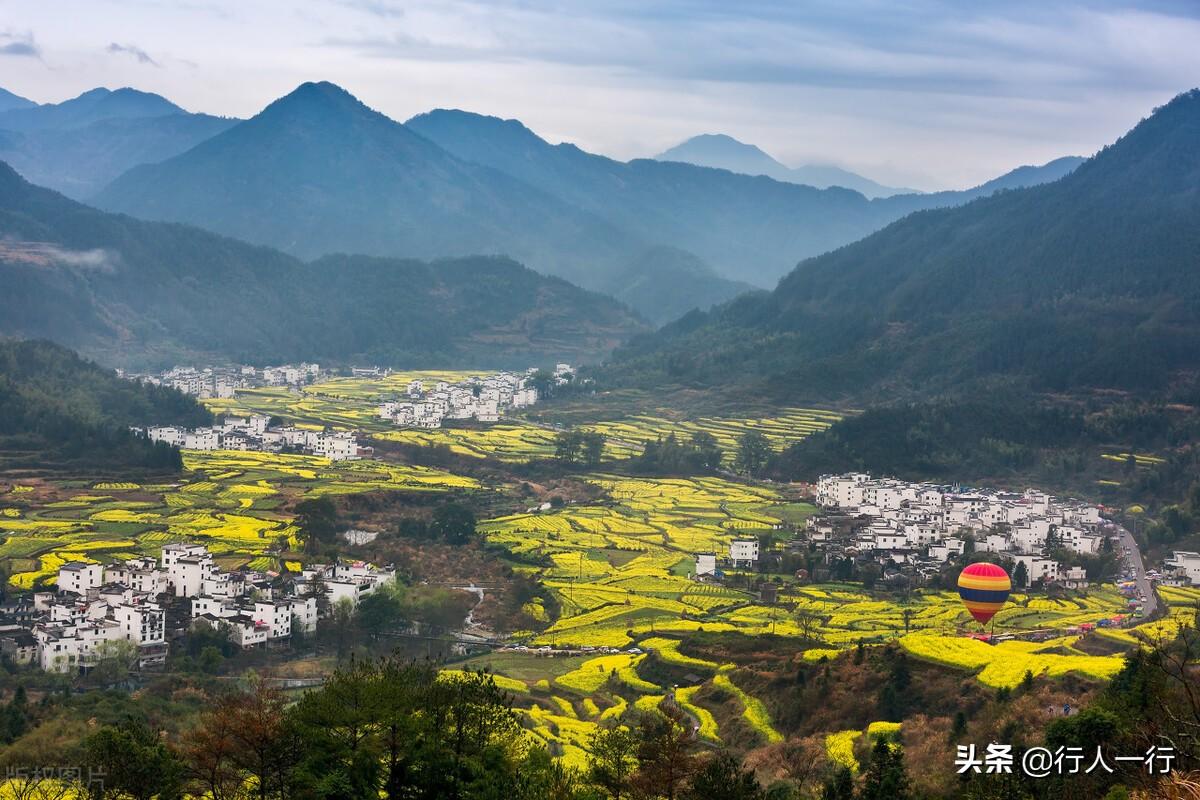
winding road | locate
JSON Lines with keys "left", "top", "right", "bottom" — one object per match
{"left": 1105, "top": 520, "right": 1160, "bottom": 620}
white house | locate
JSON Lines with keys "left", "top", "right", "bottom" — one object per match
{"left": 729, "top": 540, "right": 759, "bottom": 568}
{"left": 57, "top": 562, "right": 104, "bottom": 595}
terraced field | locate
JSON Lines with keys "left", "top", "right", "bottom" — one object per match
{"left": 204, "top": 376, "right": 842, "bottom": 466}
{"left": 467, "top": 473, "right": 1155, "bottom": 759}
{"left": 373, "top": 424, "right": 639, "bottom": 462}
{"left": 578, "top": 408, "right": 844, "bottom": 465}
{"left": 202, "top": 371, "right": 485, "bottom": 433}
{"left": 0, "top": 451, "right": 478, "bottom": 589}
{"left": 3, "top": 378, "right": 1178, "bottom": 769}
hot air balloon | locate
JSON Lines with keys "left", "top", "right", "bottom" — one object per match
{"left": 957, "top": 562, "right": 1011, "bottom": 627}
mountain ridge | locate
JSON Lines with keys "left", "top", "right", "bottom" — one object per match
{"left": 0, "top": 159, "right": 648, "bottom": 369}
{"left": 655, "top": 133, "right": 917, "bottom": 198}
{"left": 606, "top": 89, "right": 1200, "bottom": 403}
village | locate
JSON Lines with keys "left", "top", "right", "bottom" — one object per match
{"left": 137, "top": 414, "right": 362, "bottom": 461}
{"left": 124, "top": 364, "right": 572, "bottom": 460}
{"left": 374, "top": 364, "right": 569, "bottom": 428}
{"left": 119, "top": 361, "right": 324, "bottom": 399}
{"left": 793, "top": 473, "right": 1107, "bottom": 588}
{"left": 0, "top": 543, "right": 396, "bottom": 673}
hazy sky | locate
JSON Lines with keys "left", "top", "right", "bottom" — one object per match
{"left": 2, "top": 0, "right": 1198, "bottom": 189}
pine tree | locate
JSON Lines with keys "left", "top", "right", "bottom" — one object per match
{"left": 860, "top": 736, "right": 910, "bottom": 800}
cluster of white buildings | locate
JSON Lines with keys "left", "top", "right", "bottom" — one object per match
{"left": 138, "top": 413, "right": 360, "bottom": 461}
{"left": 120, "top": 363, "right": 322, "bottom": 399}
{"left": 0, "top": 559, "right": 171, "bottom": 673}
{"left": 376, "top": 366, "right": 566, "bottom": 429}
{"left": 812, "top": 474, "right": 1104, "bottom": 586}
{"left": 0, "top": 544, "right": 397, "bottom": 672}
{"left": 1163, "top": 552, "right": 1200, "bottom": 586}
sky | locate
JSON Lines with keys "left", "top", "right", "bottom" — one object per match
{"left": 2, "top": 0, "right": 1198, "bottom": 190}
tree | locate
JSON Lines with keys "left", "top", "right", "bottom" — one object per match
{"left": 201, "top": 677, "right": 296, "bottom": 800}
{"left": 794, "top": 608, "right": 823, "bottom": 642}
{"left": 820, "top": 767, "right": 853, "bottom": 800}
{"left": 859, "top": 736, "right": 909, "bottom": 800}
{"left": 295, "top": 497, "right": 338, "bottom": 554}
{"left": 555, "top": 431, "right": 584, "bottom": 464}
{"left": 690, "top": 431, "right": 723, "bottom": 472}
{"left": 734, "top": 431, "right": 770, "bottom": 477}
{"left": 631, "top": 707, "right": 698, "bottom": 800}
{"left": 589, "top": 726, "right": 639, "bottom": 800}
{"left": 431, "top": 502, "right": 477, "bottom": 545}
{"left": 84, "top": 718, "right": 185, "bottom": 800}
{"left": 582, "top": 433, "right": 606, "bottom": 467}
{"left": 1012, "top": 560, "right": 1029, "bottom": 589}
{"left": 84, "top": 640, "right": 138, "bottom": 687}
{"left": 683, "top": 752, "right": 764, "bottom": 800}
{"left": 518, "top": 747, "right": 587, "bottom": 800}
{"left": 1045, "top": 524, "right": 1061, "bottom": 551}
{"left": 356, "top": 582, "right": 406, "bottom": 640}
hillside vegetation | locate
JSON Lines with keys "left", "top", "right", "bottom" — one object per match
{"left": 609, "top": 90, "right": 1200, "bottom": 402}
{"left": 0, "top": 161, "right": 646, "bottom": 369}
{"left": 0, "top": 339, "right": 207, "bottom": 472}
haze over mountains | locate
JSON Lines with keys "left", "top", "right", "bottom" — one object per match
{"left": 611, "top": 90, "right": 1200, "bottom": 403}
{"left": 0, "top": 87, "right": 36, "bottom": 113}
{"left": 0, "top": 87, "right": 238, "bottom": 198}
{"left": 0, "top": 79, "right": 1068, "bottom": 323}
{"left": 0, "top": 160, "right": 645, "bottom": 369}
{"left": 655, "top": 133, "right": 918, "bottom": 198}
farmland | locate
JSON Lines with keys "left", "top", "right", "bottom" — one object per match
{"left": 201, "top": 375, "right": 842, "bottom": 465}
{"left": 466, "top": 470, "right": 1148, "bottom": 761}
{"left": 0, "top": 376, "right": 1178, "bottom": 775}
{"left": 0, "top": 451, "right": 478, "bottom": 589}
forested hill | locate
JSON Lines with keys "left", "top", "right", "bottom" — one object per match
{"left": 0, "top": 339, "right": 209, "bottom": 472}
{"left": 609, "top": 89, "right": 1200, "bottom": 403}
{"left": 0, "top": 161, "right": 646, "bottom": 369}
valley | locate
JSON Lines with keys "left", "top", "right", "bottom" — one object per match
{"left": 1, "top": 14, "right": 1199, "bottom": 795}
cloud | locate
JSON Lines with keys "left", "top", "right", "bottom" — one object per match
{"left": 0, "top": 31, "right": 40, "bottom": 59}
{"left": 334, "top": 0, "right": 405, "bottom": 18}
{"left": 45, "top": 245, "right": 120, "bottom": 273}
{"left": 107, "top": 42, "right": 161, "bottom": 67}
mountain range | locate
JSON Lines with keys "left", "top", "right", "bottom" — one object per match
{"left": 655, "top": 133, "right": 918, "bottom": 198}
{"left": 0, "top": 87, "right": 36, "bottom": 113}
{"left": 0, "top": 80, "right": 1067, "bottom": 322}
{"left": 0, "top": 160, "right": 645, "bottom": 369}
{"left": 0, "top": 87, "right": 238, "bottom": 198}
{"left": 609, "top": 90, "right": 1200, "bottom": 403}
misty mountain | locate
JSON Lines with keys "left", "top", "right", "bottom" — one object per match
{"left": 968, "top": 155, "right": 1086, "bottom": 195}
{"left": 0, "top": 87, "right": 184, "bottom": 131}
{"left": 608, "top": 90, "right": 1200, "bottom": 402}
{"left": 407, "top": 108, "right": 1081, "bottom": 287}
{"left": 655, "top": 133, "right": 916, "bottom": 198}
{"left": 0, "top": 160, "right": 647, "bottom": 369}
{"left": 95, "top": 83, "right": 647, "bottom": 281}
{"left": 603, "top": 246, "right": 759, "bottom": 325}
{"left": 91, "top": 81, "right": 1087, "bottom": 303}
{"left": 0, "top": 86, "right": 240, "bottom": 198}
{"left": 0, "top": 87, "right": 35, "bottom": 113}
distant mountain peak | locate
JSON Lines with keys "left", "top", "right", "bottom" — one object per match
{"left": 264, "top": 81, "right": 370, "bottom": 114}
{"left": 406, "top": 108, "right": 547, "bottom": 148}
{"left": 0, "top": 85, "right": 184, "bottom": 132}
{"left": 655, "top": 133, "right": 913, "bottom": 198}
{"left": 0, "top": 87, "right": 37, "bottom": 112}
{"left": 656, "top": 133, "right": 784, "bottom": 175}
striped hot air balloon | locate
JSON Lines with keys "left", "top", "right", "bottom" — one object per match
{"left": 957, "top": 562, "right": 1011, "bottom": 626}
